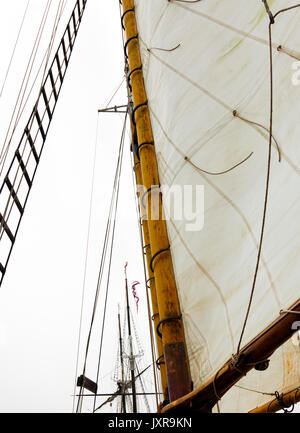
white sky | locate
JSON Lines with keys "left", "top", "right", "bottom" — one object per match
{"left": 0, "top": 0, "right": 156, "bottom": 413}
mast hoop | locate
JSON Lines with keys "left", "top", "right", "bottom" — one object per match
{"left": 124, "top": 34, "right": 139, "bottom": 59}
{"left": 141, "top": 185, "right": 161, "bottom": 209}
{"left": 156, "top": 315, "right": 182, "bottom": 339}
{"left": 143, "top": 243, "right": 150, "bottom": 255}
{"left": 152, "top": 313, "right": 159, "bottom": 321}
{"left": 156, "top": 355, "right": 165, "bottom": 370}
{"left": 121, "top": 8, "right": 135, "bottom": 30}
{"left": 132, "top": 100, "right": 148, "bottom": 126}
{"left": 147, "top": 277, "right": 155, "bottom": 289}
{"left": 150, "top": 246, "right": 170, "bottom": 273}
{"left": 127, "top": 65, "right": 143, "bottom": 91}
{"left": 138, "top": 141, "right": 154, "bottom": 153}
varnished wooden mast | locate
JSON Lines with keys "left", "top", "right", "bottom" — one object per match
{"left": 121, "top": 0, "right": 192, "bottom": 403}
{"left": 131, "top": 142, "right": 169, "bottom": 404}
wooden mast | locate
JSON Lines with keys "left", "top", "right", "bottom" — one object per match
{"left": 118, "top": 305, "right": 126, "bottom": 413}
{"left": 131, "top": 143, "right": 169, "bottom": 404}
{"left": 121, "top": 0, "right": 192, "bottom": 403}
{"left": 124, "top": 265, "right": 137, "bottom": 413}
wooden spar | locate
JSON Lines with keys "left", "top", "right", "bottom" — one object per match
{"left": 161, "top": 298, "right": 300, "bottom": 412}
{"left": 118, "top": 307, "right": 126, "bottom": 413}
{"left": 124, "top": 267, "right": 137, "bottom": 413}
{"left": 132, "top": 145, "right": 169, "bottom": 403}
{"left": 249, "top": 387, "right": 300, "bottom": 413}
{"left": 121, "top": 0, "right": 192, "bottom": 402}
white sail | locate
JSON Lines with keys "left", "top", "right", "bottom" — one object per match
{"left": 213, "top": 337, "right": 300, "bottom": 412}
{"left": 135, "top": 0, "right": 300, "bottom": 410}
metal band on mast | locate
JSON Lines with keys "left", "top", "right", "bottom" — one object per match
{"left": 121, "top": 0, "right": 192, "bottom": 404}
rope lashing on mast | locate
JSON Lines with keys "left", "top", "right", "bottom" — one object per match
{"left": 274, "top": 391, "right": 295, "bottom": 413}
{"left": 254, "top": 388, "right": 300, "bottom": 413}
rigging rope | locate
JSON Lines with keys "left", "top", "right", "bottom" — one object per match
{"left": 0, "top": 0, "right": 52, "bottom": 174}
{"left": 76, "top": 110, "right": 128, "bottom": 413}
{"left": 236, "top": 1, "right": 300, "bottom": 355}
{"left": 0, "top": 0, "right": 31, "bottom": 98}
{"left": 72, "top": 114, "right": 100, "bottom": 413}
{"left": 0, "top": 1, "right": 68, "bottom": 178}
{"left": 0, "top": 0, "right": 68, "bottom": 247}
{"left": 92, "top": 111, "right": 128, "bottom": 413}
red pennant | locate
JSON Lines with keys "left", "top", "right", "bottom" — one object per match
{"left": 131, "top": 281, "right": 140, "bottom": 312}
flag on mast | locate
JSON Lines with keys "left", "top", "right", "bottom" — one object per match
{"left": 131, "top": 281, "right": 140, "bottom": 312}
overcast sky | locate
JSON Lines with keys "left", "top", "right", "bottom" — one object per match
{"left": 0, "top": 0, "right": 155, "bottom": 413}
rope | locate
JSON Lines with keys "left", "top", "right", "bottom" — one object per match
{"left": 0, "top": 0, "right": 67, "bottom": 244}
{"left": 274, "top": 391, "right": 294, "bottom": 413}
{"left": 72, "top": 114, "right": 100, "bottom": 413}
{"left": 129, "top": 137, "right": 160, "bottom": 405}
{"left": 76, "top": 110, "right": 128, "bottom": 413}
{"left": 0, "top": 1, "right": 68, "bottom": 177}
{"left": 147, "top": 44, "right": 181, "bottom": 53}
{"left": 92, "top": 113, "right": 127, "bottom": 413}
{"left": 236, "top": 0, "right": 279, "bottom": 355}
{"left": 0, "top": 0, "right": 53, "bottom": 173}
{"left": 168, "top": 0, "right": 202, "bottom": 3}
{"left": 233, "top": 110, "right": 281, "bottom": 162}
{"left": 185, "top": 152, "right": 253, "bottom": 176}
{"left": 0, "top": 0, "right": 31, "bottom": 98}
{"left": 234, "top": 384, "right": 275, "bottom": 396}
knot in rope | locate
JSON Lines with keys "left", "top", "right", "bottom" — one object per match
{"left": 275, "top": 391, "right": 294, "bottom": 413}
